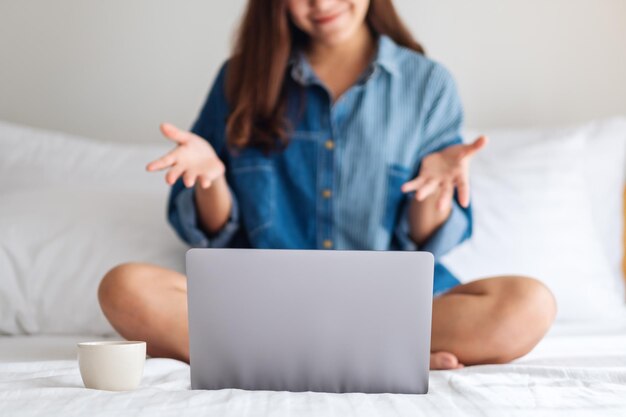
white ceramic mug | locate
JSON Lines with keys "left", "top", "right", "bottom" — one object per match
{"left": 77, "top": 341, "right": 146, "bottom": 391}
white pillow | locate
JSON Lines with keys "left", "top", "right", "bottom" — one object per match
{"left": 0, "top": 121, "right": 187, "bottom": 336}
{"left": 581, "top": 118, "right": 626, "bottom": 298}
{"left": 444, "top": 121, "right": 626, "bottom": 321}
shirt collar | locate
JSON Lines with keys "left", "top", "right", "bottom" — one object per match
{"left": 289, "top": 34, "right": 400, "bottom": 86}
{"left": 374, "top": 34, "right": 400, "bottom": 76}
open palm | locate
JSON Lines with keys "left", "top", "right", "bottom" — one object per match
{"left": 401, "top": 136, "right": 488, "bottom": 212}
{"left": 146, "top": 123, "right": 225, "bottom": 189}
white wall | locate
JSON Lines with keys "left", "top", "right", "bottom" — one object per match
{"left": 0, "top": 0, "right": 625, "bottom": 143}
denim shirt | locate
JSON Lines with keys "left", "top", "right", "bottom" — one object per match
{"left": 167, "top": 35, "right": 472, "bottom": 294}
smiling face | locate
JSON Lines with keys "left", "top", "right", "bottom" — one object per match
{"left": 287, "top": 0, "right": 371, "bottom": 46}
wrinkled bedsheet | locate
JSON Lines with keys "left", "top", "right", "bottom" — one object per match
{"left": 1, "top": 320, "right": 626, "bottom": 417}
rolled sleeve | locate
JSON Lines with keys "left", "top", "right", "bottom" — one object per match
{"left": 418, "top": 197, "right": 471, "bottom": 257}
{"left": 393, "top": 194, "right": 472, "bottom": 257}
{"left": 168, "top": 181, "right": 240, "bottom": 248}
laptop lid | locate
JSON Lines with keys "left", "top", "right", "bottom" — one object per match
{"left": 186, "top": 248, "right": 434, "bottom": 394}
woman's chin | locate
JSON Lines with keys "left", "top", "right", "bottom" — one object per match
{"left": 312, "top": 26, "right": 361, "bottom": 47}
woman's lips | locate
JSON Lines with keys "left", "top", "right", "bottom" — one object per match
{"left": 312, "top": 10, "right": 345, "bottom": 25}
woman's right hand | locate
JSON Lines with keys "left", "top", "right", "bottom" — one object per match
{"left": 146, "top": 123, "right": 225, "bottom": 189}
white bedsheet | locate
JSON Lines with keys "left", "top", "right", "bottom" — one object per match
{"left": 1, "top": 320, "right": 626, "bottom": 417}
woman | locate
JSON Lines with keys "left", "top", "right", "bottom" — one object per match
{"left": 98, "top": 0, "right": 556, "bottom": 370}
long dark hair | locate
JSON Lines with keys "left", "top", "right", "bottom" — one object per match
{"left": 225, "top": 0, "right": 425, "bottom": 151}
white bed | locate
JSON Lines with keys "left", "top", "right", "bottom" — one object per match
{"left": 1, "top": 119, "right": 626, "bottom": 416}
{"left": 2, "top": 318, "right": 626, "bottom": 416}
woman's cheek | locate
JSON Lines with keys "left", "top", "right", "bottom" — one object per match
{"left": 286, "top": 0, "right": 312, "bottom": 34}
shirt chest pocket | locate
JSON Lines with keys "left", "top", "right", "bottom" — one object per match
{"left": 382, "top": 164, "right": 412, "bottom": 231}
{"left": 229, "top": 154, "right": 275, "bottom": 239}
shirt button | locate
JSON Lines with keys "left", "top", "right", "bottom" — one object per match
{"left": 323, "top": 239, "right": 333, "bottom": 249}
{"left": 325, "top": 139, "right": 334, "bottom": 150}
{"left": 322, "top": 189, "right": 332, "bottom": 199}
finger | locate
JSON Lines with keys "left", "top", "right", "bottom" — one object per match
{"left": 165, "top": 165, "right": 185, "bottom": 186}
{"left": 160, "top": 122, "right": 192, "bottom": 145}
{"left": 182, "top": 171, "right": 198, "bottom": 188}
{"left": 456, "top": 175, "right": 471, "bottom": 208}
{"left": 401, "top": 176, "right": 428, "bottom": 193}
{"left": 437, "top": 182, "right": 454, "bottom": 212}
{"left": 460, "top": 135, "right": 488, "bottom": 158}
{"left": 146, "top": 149, "right": 178, "bottom": 172}
{"left": 415, "top": 178, "right": 440, "bottom": 201}
{"left": 198, "top": 173, "right": 213, "bottom": 189}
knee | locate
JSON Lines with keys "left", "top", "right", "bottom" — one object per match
{"left": 98, "top": 262, "right": 147, "bottom": 316}
{"left": 486, "top": 276, "right": 557, "bottom": 363}
{"left": 502, "top": 276, "right": 557, "bottom": 328}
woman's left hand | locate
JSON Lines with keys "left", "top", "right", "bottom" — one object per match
{"left": 401, "top": 136, "right": 488, "bottom": 212}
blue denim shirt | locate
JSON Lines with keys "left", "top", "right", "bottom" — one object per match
{"left": 168, "top": 35, "right": 472, "bottom": 294}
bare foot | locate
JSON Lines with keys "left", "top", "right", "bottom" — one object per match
{"left": 430, "top": 351, "right": 465, "bottom": 370}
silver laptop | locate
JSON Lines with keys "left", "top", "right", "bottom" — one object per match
{"left": 186, "top": 248, "right": 434, "bottom": 394}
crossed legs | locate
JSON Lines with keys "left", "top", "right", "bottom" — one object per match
{"left": 97, "top": 263, "right": 556, "bottom": 369}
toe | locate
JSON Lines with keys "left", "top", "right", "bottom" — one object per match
{"left": 430, "top": 351, "right": 462, "bottom": 370}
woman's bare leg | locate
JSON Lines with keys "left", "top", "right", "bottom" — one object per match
{"left": 98, "top": 262, "right": 190, "bottom": 362}
{"left": 98, "top": 264, "right": 556, "bottom": 369}
{"left": 429, "top": 276, "right": 557, "bottom": 369}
